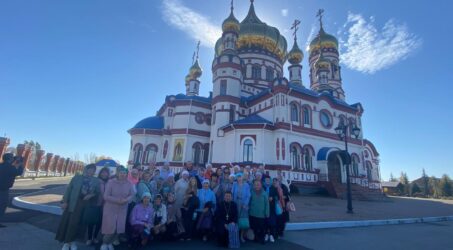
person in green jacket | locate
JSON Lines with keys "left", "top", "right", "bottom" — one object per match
{"left": 249, "top": 179, "right": 269, "bottom": 244}
{"left": 55, "top": 164, "right": 100, "bottom": 250}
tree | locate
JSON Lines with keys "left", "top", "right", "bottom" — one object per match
{"left": 410, "top": 183, "right": 421, "bottom": 196}
{"left": 389, "top": 173, "right": 397, "bottom": 182}
{"left": 438, "top": 174, "right": 452, "bottom": 197}
{"left": 400, "top": 172, "right": 409, "bottom": 195}
{"left": 429, "top": 176, "right": 440, "bottom": 198}
{"left": 422, "top": 169, "right": 429, "bottom": 196}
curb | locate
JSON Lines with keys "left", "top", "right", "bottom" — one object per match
{"left": 13, "top": 191, "right": 453, "bottom": 231}
{"left": 285, "top": 216, "right": 453, "bottom": 231}
{"left": 12, "top": 186, "right": 64, "bottom": 216}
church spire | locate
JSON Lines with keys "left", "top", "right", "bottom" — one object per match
{"left": 185, "top": 41, "right": 202, "bottom": 96}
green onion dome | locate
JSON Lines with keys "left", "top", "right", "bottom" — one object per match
{"left": 309, "top": 27, "right": 338, "bottom": 53}
{"left": 236, "top": 2, "right": 287, "bottom": 62}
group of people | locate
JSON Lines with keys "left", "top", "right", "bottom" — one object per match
{"left": 56, "top": 161, "right": 294, "bottom": 250}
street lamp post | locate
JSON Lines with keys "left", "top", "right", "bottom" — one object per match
{"left": 335, "top": 120, "right": 361, "bottom": 214}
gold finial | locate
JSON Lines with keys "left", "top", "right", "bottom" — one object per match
{"left": 316, "top": 9, "right": 324, "bottom": 30}
{"left": 196, "top": 40, "right": 200, "bottom": 60}
{"left": 231, "top": 0, "right": 234, "bottom": 12}
{"left": 291, "top": 19, "right": 301, "bottom": 41}
{"left": 192, "top": 52, "right": 196, "bottom": 65}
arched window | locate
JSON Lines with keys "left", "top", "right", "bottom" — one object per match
{"left": 252, "top": 65, "right": 261, "bottom": 79}
{"left": 290, "top": 103, "right": 299, "bottom": 122}
{"left": 366, "top": 161, "right": 373, "bottom": 182}
{"left": 303, "top": 106, "right": 311, "bottom": 125}
{"left": 266, "top": 67, "right": 274, "bottom": 81}
{"left": 303, "top": 146, "right": 314, "bottom": 171}
{"left": 243, "top": 139, "right": 253, "bottom": 162}
{"left": 143, "top": 144, "right": 158, "bottom": 164}
{"left": 290, "top": 143, "right": 302, "bottom": 170}
{"left": 351, "top": 154, "right": 360, "bottom": 177}
{"left": 133, "top": 143, "right": 143, "bottom": 164}
{"left": 192, "top": 143, "right": 203, "bottom": 165}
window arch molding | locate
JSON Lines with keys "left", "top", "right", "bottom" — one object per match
{"left": 133, "top": 143, "right": 144, "bottom": 164}
{"left": 143, "top": 143, "right": 158, "bottom": 165}
{"left": 301, "top": 104, "right": 312, "bottom": 126}
{"left": 302, "top": 144, "right": 315, "bottom": 171}
{"left": 241, "top": 137, "right": 255, "bottom": 163}
{"left": 290, "top": 142, "right": 303, "bottom": 170}
{"left": 289, "top": 101, "right": 301, "bottom": 123}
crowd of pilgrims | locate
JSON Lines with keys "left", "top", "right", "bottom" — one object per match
{"left": 55, "top": 161, "right": 295, "bottom": 250}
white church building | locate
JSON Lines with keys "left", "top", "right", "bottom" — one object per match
{"left": 128, "top": 2, "right": 382, "bottom": 198}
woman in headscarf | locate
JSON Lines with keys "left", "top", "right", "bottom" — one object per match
{"left": 56, "top": 164, "right": 99, "bottom": 250}
{"left": 83, "top": 167, "right": 110, "bottom": 246}
{"left": 100, "top": 166, "right": 135, "bottom": 250}
{"left": 174, "top": 170, "right": 189, "bottom": 210}
{"left": 129, "top": 192, "right": 154, "bottom": 249}
{"left": 161, "top": 173, "right": 175, "bottom": 201}
{"left": 196, "top": 179, "right": 216, "bottom": 241}
{"left": 164, "top": 192, "right": 183, "bottom": 240}
{"left": 232, "top": 173, "right": 251, "bottom": 243}
{"left": 152, "top": 194, "right": 167, "bottom": 239}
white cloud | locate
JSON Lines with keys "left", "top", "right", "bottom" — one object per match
{"left": 161, "top": 0, "right": 221, "bottom": 48}
{"left": 340, "top": 13, "right": 421, "bottom": 74}
{"left": 281, "top": 9, "right": 288, "bottom": 17}
{"left": 305, "top": 24, "right": 317, "bottom": 51}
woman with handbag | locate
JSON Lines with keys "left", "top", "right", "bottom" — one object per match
{"left": 231, "top": 173, "right": 251, "bottom": 243}
{"left": 265, "top": 177, "right": 285, "bottom": 243}
{"left": 180, "top": 190, "right": 199, "bottom": 241}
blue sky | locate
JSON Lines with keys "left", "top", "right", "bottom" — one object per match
{"left": 1, "top": 0, "right": 452, "bottom": 181}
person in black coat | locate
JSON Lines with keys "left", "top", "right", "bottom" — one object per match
{"left": 214, "top": 191, "right": 238, "bottom": 247}
{"left": 0, "top": 154, "right": 24, "bottom": 226}
{"left": 180, "top": 190, "right": 200, "bottom": 240}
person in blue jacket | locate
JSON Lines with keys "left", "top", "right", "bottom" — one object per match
{"left": 231, "top": 173, "right": 251, "bottom": 242}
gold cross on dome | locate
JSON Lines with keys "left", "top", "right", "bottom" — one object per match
{"left": 291, "top": 19, "right": 301, "bottom": 41}
{"left": 196, "top": 40, "right": 200, "bottom": 59}
{"left": 316, "top": 9, "right": 324, "bottom": 29}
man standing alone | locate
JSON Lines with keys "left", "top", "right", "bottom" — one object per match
{"left": 0, "top": 153, "right": 25, "bottom": 227}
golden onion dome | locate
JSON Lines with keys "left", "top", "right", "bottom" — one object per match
{"left": 237, "top": 2, "right": 287, "bottom": 62}
{"left": 185, "top": 74, "right": 192, "bottom": 83}
{"left": 222, "top": 11, "right": 240, "bottom": 33}
{"left": 287, "top": 40, "right": 304, "bottom": 65}
{"left": 309, "top": 27, "right": 338, "bottom": 53}
{"left": 189, "top": 59, "right": 202, "bottom": 78}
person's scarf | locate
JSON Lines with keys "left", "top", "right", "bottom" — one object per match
{"left": 128, "top": 172, "right": 139, "bottom": 185}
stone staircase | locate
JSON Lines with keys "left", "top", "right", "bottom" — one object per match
{"left": 324, "top": 181, "right": 385, "bottom": 201}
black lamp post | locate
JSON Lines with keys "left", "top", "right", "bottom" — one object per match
{"left": 335, "top": 120, "right": 361, "bottom": 214}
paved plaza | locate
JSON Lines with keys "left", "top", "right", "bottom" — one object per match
{"left": 2, "top": 178, "right": 453, "bottom": 250}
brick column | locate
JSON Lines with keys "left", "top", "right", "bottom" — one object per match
{"left": 51, "top": 155, "right": 60, "bottom": 173}
{"left": 44, "top": 153, "right": 53, "bottom": 173}
{"left": 16, "top": 144, "right": 26, "bottom": 157}
{"left": 23, "top": 145, "right": 32, "bottom": 170}
{"left": 34, "top": 150, "right": 46, "bottom": 171}
{"left": 0, "top": 137, "right": 10, "bottom": 161}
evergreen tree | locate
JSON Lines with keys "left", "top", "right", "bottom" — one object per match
{"left": 389, "top": 173, "right": 397, "bottom": 182}
{"left": 438, "top": 174, "right": 452, "bottom": 197}
{"left": 400, "top": 172, "right": 409, "bottom": 195}
{"left": 410, "top": 183, "right": 421, "bottom": 196}
{"left": 422, "top": 169, "right": 429, "bottom": 196}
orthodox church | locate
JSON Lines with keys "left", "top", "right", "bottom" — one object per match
{"left": 128, "top": 1, "right": 382, "bottom": 198}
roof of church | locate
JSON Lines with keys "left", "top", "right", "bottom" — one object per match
{"left": 166, "top": 94, "right": 212, "bottom": 104}
{"left": 131, "top": 116, "right": 164, "bottom": 130}
{"left": 241, "top": 83, "right": 358, "bottom": 111}
{"left": 233, "top": 114, "right": 273, "bottom": 125}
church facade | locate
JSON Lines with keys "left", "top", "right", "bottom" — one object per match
{"left": 128, "top": 2, "right": 382, "bottom": 197}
